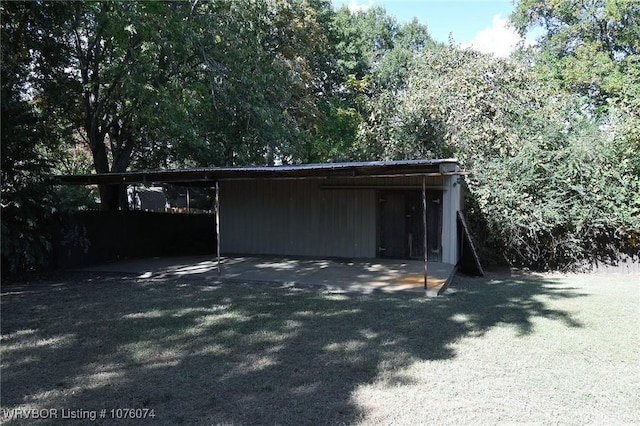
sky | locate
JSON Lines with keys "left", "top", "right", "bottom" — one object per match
{"left": 331, "top": 0, "right": 540, "bottom": 58}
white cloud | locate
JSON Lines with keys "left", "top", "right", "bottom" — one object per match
{"left": 347, "top": 0, "right": 374, "bottom": 13}
{"left": 464, "top": 14, "right": 531, "bottom": 58}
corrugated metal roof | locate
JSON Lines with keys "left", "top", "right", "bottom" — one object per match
{"left": 57, "top": 159, "right": 465, "bottom": 186}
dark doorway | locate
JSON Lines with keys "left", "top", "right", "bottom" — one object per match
{"left": 378, "top": 191, "right": 442, "bottom": 261}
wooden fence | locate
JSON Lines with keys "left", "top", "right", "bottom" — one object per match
{"left": 53, "top": 210, "right": 216, "bottom": 269}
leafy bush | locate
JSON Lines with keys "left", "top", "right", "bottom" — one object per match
{"left": 0, "top": 88, "right": 59, "bottom": 272}
{"left": 469, "top": 130, "right": 639, "bottom": 269}
{"left": 360, "top": 46, "right": 639, "bottom": 270}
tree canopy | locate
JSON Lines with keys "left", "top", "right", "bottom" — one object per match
{"left": 2, "top": 0, "right": 638, "bottom": 271}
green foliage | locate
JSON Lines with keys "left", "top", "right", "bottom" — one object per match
{"left": 511, "top": 0, "right": 639, "bottom": 109}
{"left": 1, "top": 2, "right": 99, "bottom": 271}
{"left": 178, "top": 0, "right": 335, "bottom": 167}
{"left": 0, "top": 93, "right": 59, "bottom": 272}
{"left": 349, "top": 0, "right": 640, "bottom": 268}
{"left": 307, "top": 103, "right": 362, "bottom": 162}
{"left": 308, "top": 6, "right": 435, "bottom": 163}
{"left": 360, "top": 45, "right": 639, "bottom": 269}
{"left": 331, "top": 6, "right": 434, "bottom": 88}
{"left": 501, "top": 0, "right": 640, "bottom": 267}
{"left": 1, "top": 3, "right": 59, "bottom": 271}
{"left": 332, "top": 6, "right": 393, "bottom": 79}
{"left": 470, "top": 124, "right": 639, "bottom": 269}
{"left": 511, "top": 0, "right": 640, "bottom": 178}
{"left": 10, "top": 1, "right": 338, "bottom": 209}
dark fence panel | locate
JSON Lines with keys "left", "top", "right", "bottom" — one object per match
{"left": 53, "top": 211, "right": 216, "bottom": 269}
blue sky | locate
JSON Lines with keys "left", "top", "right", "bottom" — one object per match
{"left": 331, "top": 0, "right": 539, "bottom": 57}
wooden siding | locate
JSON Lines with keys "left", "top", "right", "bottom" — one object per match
{"left": 219, "top": 175, "right": 461, "bottom": 263}
{"left": 220, "top": 179, "right": 377, "bottom": 258}
{"left": 442, "top": 174, "right": 461, "bottom": 264}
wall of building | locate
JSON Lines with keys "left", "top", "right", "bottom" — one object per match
{"left": 442, "top": 176, "right": 462, "bottom": 264}
{"left": 219, "top": 175, "right": 460, "bottom": 263}
{"left": 220, "top": 179, "right": 377, "bottom": 258}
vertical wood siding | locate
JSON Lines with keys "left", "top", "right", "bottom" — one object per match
{"left": 220, "top": 179, "right": 377, "bottom": 258}
{"left": 219, "top": 175, "right": 459, "bottom": 262}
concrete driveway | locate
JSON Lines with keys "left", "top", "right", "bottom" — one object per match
{"left": 81, "top": 255, "right": 455, "bottom": 296}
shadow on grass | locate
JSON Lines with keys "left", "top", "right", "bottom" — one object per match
{"left": 1, "top": 271, "right": 585, "bottom": 425}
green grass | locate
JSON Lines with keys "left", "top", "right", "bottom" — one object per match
{"left": 1, "top": 271, "right": 638, "bottom": 425}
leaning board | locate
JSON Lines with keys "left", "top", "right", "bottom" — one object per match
{"left": 457, "top": 211, "right": 484, "bottom": 276}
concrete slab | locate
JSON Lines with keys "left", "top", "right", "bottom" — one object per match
{"left": 80, "top": 255, "right": 455, "bottom": 296}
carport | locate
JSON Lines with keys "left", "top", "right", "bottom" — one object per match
{"left": 60, "top": 159, "right": 469, "bottom": 295}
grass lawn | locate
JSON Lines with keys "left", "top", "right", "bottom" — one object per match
{"left": 1, "top": 270, "right": 638, "bottom": 425}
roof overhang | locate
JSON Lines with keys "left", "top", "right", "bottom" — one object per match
{"left": 56, "top": 159, "right": 467, "bottom": 186}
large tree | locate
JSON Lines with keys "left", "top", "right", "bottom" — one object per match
{"left": 20, "top": 1, "right": 197, "bottom": 210}
{"left": 2, "top": 0, "right": 338, "bottom": 268}
{"left": 308, "top": 6, "right": 435, "bottom": 162}
{"left": 511, "top": 0, "right": 639, "bottom": 110}
{"left": 14, "top": 1, "right": 335, "bottom": 210}
{"left": 182, "top": 0, "right": 335, "bottom": 167}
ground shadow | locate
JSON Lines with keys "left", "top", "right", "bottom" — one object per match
{"left": 1, "top": 270, "right": 585, "bottom": 425}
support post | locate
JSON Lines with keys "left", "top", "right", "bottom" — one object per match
{"left": 187, "top": 187, "right": 191, "bottom": 213}
{"left": 132, "top": 185, "right": 138, "bottom": 210}
{"left": 215, "top": 181, "right": 221, "bottom": 274}
{"left": 423, "top": 175, "right": 428, "bottom": 290}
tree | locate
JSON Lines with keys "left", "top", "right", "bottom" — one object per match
{"left": 182, "top": 0, "right": 335, "bottom": 167}
{"left": 510, "top": 0, "right": 639, "bottom": 182}
{"left": 510, "top": 0, "right": 640, "bottom": 264}
{"left": 308, "top": 6, "right": 435, "bottom": 163}
{"left": 359, "top": 45, "right": 639, "bottom": 269}
{"left": 511, "top": 0, "right": 639, "bottom": 110}
{"left": 1, "top": 2, "right": 192, "bottom": 210}
{"left": 1, "top": 2, "right": 69, "bottom": 271}
{"left": 14, "top": 1, "right": 337, "bottom": 210}
{"left": 331, "top": 6, "right": 434, "bottom": 88}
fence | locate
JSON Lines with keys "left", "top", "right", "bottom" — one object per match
{"left": 53, "top": 210, "right": 216, "bottom": 269}
{"left": 585, "top": 255, "right": 640, "bottom": 274}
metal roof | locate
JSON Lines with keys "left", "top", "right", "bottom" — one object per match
{"left": 57, "top": 159, "right": 464, "bottom": 186}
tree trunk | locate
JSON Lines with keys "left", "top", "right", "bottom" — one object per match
{"left": 98, "top": 184, "right": 121, "bottom": 211}
{"left": 89, "top": 118, "right": 134, "bottom": 211}
{"left": 88, "top": 130, "right": 118, "bottom": 211}
{"left": 76, "top": 4, "right": 133, "bottom": 212}
{"left": 89, "top": 128, "right": 128, "bottom": 211}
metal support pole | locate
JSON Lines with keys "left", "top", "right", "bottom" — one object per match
{"left": 423, "top": 175, "right": 428, "bottom": 290}
{"left": 132, "top": 185, "right": 138, "bottom": 210}
{"left": 187, "top": 187, "right": 191, "bottom": 213}
{"left": 215, "top": 181, "right": 221, "bottom": 274}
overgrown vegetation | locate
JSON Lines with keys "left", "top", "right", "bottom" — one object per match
{"left": 368, "top": 46, "right": 639, "bottom": 269}
{"left": 1, "top": 4, "right": 96, "bottom": 271}
{"left": 2, "top": 0, "right": 638, "bottom": 271}
{"left": 1, "top": 4, "right": 64, "bottom": 272}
